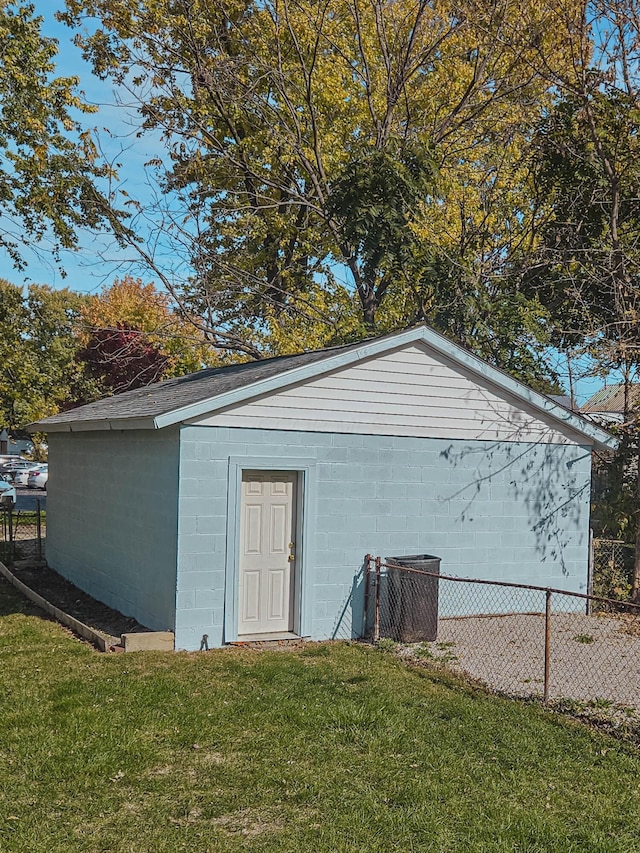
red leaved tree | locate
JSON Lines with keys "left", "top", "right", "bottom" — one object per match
{"left": 76, "top": 324, "right": 169, "bottom": 396}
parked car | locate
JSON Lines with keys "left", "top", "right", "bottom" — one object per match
{"left": 0, "top": 474, "right": 17, "bottom": 504}
{"left": 0, "top": 459, "right": 37, "bottom": 482}
{"left": 27, "top": 468, "right": 48, "bottom": 490}
{"left": 12, "top": 463, "right": 47, "bottom": 487}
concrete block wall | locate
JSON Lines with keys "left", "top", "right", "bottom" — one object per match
{"left": 175, "top": 425, "right": 592, "bottom": 650}
{"left": 46, "top": 429, "right": 180, "bottom": 631}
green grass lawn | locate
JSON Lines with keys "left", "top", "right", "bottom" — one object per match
{"left": 1, "top": 580, "right": 640, "bottom": 852}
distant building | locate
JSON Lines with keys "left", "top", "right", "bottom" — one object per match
{"left": 581, "top": 384, "right": 640, "bottom": 426}
{"left": 0, "top": 429, "right": 32, "bottom": 457}
{"left": 549, "top": 394, "right": 574, "bottom": 411}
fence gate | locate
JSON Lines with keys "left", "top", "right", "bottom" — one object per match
{"left": 0, "top": 500, "right": 45, "bottom": 567}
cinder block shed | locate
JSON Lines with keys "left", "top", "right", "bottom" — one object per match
{"left": 31, "top": 326, "right": 615, "bottom": 650}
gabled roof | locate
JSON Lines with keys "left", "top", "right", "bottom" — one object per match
{"left": 30, "top": 325, "right": 617, "bottom": 450}
{"left": 581, "top": 383, "right": 640, "bottom": 414}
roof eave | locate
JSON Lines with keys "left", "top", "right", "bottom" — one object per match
{"left": 153, "top": 327, "right": 433, "bottom": 429}
{"left": 156, "top": 325, "right": 618, "bottom": 450}
{"left": 28, "top": 416, "right": 157, "bottom": 434}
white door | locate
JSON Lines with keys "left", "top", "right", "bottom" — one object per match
{"left": 238, "top": 471, "right": 297, "bottom": 636}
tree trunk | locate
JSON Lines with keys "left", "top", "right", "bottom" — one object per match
{"left": 363, "top": 297, "right": 377, "bottom": 329}
{"left": 360, "top": 283, "right": 378, "bottom": 329}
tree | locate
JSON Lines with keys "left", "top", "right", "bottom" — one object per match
{"left": 0, "top": 277, "right": 218, "bottom": 431}
{"left": 519, "top": 0, "right": 640, "bottom": 599}
{"left": 79, "top": 276, "right": 215, "bottom": 377}
{"left": 60, "top": 0, "right": 575, "bottom": 356}
{"left": 76, "top": 324, "right": 169, "bottom": 395}
{"left": 0, "top": 280, "right": 92, "bottom": 429}
{"left": 0, "top": 1, "right": 122, "bottom": 270}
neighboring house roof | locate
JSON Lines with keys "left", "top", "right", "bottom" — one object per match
{"left": 29, "top": 325, "right": 617, "bottom": 450}
{"left": 581, "top": 383, "right": 640, "bottom": 414}
{"left": 549, "top": 394, "right": 573, "bottom": 409}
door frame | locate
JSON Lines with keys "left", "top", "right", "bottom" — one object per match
{"left": 224, "top": 456, "right": 316, "bottom": 644}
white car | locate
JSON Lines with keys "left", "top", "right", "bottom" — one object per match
{"left": 27, "top": 468, "right": 48, "bottom": 490}
{"left": 13, "top": 463, "right": 47, "bottom": 487}
{"left": 0, "top": 459, "right": 36, "bottom": 482}
{"left": 0, "top": 475, "right": 16, "bottom": 504}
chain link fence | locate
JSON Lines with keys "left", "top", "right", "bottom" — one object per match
{"left": 592, "top": 537, "right": 636, "bottom": 600}
{"left": 364, "top": 555, "right": 640, "bottom": 713}
{"left": 0, "top": 500, "right": 46, "bottom": 567}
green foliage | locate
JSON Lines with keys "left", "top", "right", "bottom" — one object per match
{"left": 591, "top": 446, "right": 634, "bottom": 543}
{"left": 573, "top": 634, "right": 595, "bottom": 645}
{"left": 526, "top": 92, "right": 640, "bottom": 356}
{"left": 0, "top": 276, "right": 221, "bottom": 431}
{"left": 412, "top": 640, "right": 459, "bottom": 664}
{"left": 327, "top": 142, "right": 438, "bottom": 322}
{"left": 374, "top": 637, "right": 399, "bottom": 653}
{"left": 0, "top": 279, "right": 97, "bottom": 429}
{"left": 524, "top": 20, "right": 640, "bottom": 596}
{"left": 0, "top": 1, "right": 121, "bottom": 269}
{"left": 590, "top": 491, "right": 636, "bottom": 602}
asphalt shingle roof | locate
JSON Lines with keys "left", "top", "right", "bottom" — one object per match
{"left": 33, "top": 339, "right": 368, "bottom": 428}
{"left": 581, "top": 383, "right": 640, "bottom": 414}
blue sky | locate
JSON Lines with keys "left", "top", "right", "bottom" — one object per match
{"left": 0, "top": 4, "right": 159, "bottom": 294}
{"left": 0, "top": 2, "right": 611, "bottom": 404}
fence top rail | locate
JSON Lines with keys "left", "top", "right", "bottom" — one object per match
{"left": 371, "top": 557, "right": 640, "bottom": 612}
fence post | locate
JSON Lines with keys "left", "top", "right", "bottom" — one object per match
{"left": 7, "top": 505, "right": 14, "bottom": 567}
{"left": 36, "top": 498, "right": 42, "bottom": 561}
{"left": 543, "top": 588, "right": 552, "bottom": 703}
{"left": 374, "top": 556, "right": 381, "bottom": 642}
{"left": 363, "top": 555, "right": 372, "bottom": 639}
{"left": 587, "top": 529, "right": 594, "bottom": 615}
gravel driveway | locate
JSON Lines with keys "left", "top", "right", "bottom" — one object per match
{"left": 407, "top": 611, "right": 640, "bottom": 711}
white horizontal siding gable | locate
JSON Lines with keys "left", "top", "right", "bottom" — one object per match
{"left": 188, "top": 343, "right": 584, "bottom": 444}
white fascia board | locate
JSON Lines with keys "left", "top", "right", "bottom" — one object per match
{"left": 419, "top": 327, "right": 617, "bottom": 450}
{"left": 29, "top": 417, "right": 156, "bottom": 434}
{"left": 27, "top": 422, "right": 71, "bottom": 433}
{"left": 152, "top": 327, "right": 425, "bottom": 429}
{"left": 153, "top": 324, "right": 617, "bottom": 450}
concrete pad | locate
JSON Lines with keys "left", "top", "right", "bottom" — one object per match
{"left": 122, "top": 631, "right": 175, "bottom": 652}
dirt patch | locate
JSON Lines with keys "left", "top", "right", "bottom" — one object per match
{"left": 212, "top": 809, "right": 283, "bottom": 838}
{"left": 229, "top": 638, "right": 309, "bottom": 651}
{"left": 9, "top": 563, "right": 150, "bottom": 642}
{"left": 402, "top": 611, "right": 640, "bottom": 714}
